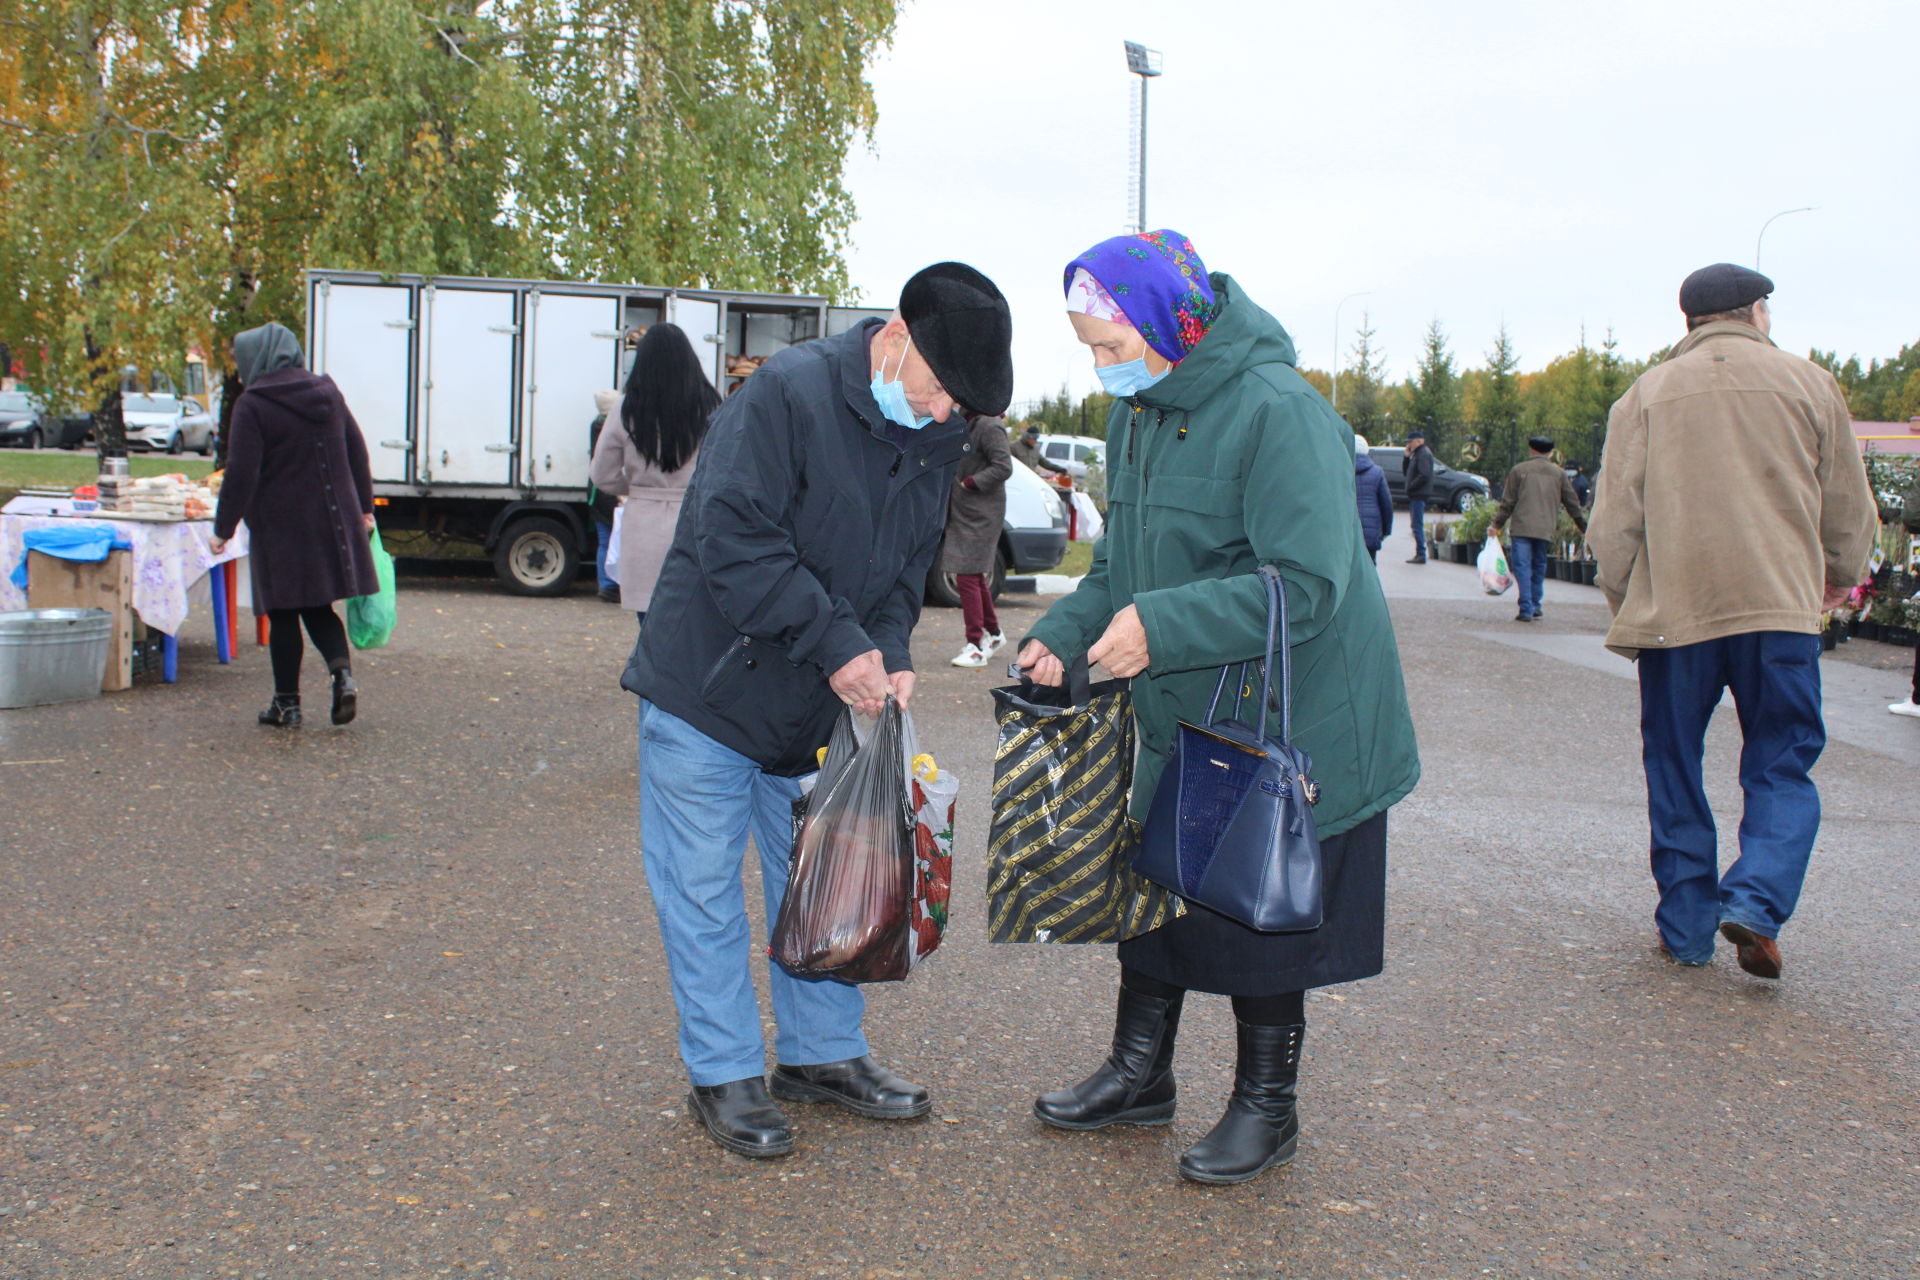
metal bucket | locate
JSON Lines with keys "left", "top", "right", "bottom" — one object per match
{"left": 0, "top": 608, "right": 114, "bottom": 709}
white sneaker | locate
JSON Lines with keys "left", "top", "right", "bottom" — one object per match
{"left": 1890, "top": 699, "right": 1920, "bottom": 719}
{"left": 982, "top": 631, "right": 1008, "bottom": 656}
{"left": 951, "top": 643, "right": 989, "bottom": 669}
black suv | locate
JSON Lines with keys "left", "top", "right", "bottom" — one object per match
{"left": 1368, "top": 446, "right": 1490, "bottom": 513}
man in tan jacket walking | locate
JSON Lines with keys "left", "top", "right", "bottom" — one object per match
{"left": 1589, "top": 264, "right": 1875, "bottom": 979}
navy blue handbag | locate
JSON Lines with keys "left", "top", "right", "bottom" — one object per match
{"left": 1134, "top": 566, "right": 1324, "bottom": 933}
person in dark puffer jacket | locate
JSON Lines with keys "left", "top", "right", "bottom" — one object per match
{"left": 1354, "top": 441, "right": 1393, "bottom": 562}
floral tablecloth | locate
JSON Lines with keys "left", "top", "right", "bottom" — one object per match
{"left": 0, "top": 506, "right": 248, "bottom": 636}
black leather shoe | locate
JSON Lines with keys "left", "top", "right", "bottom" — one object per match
{"left": 329, "top": 666, "right": 357, "bottom": 726}
{"left": 1179, "top": 1021, "right": 1304, "bottom": 1185}
{"left": 1034, "top": 985, "right": 1182, "bottom": 1131}
{"left": 687, "top": 1078, "right": 794, "bottom": 1158}
{"left": 258, "top": 694, "right": 301, "bottom": 728}
{"left": 1405, "top": 554, "right": 1427, "bottom": 564}
{"left": 770, "top": 1055, "right": 930, "bottom": 1120}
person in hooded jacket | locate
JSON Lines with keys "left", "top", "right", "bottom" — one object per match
{"left": 210, "top": 322, "right": 377, "bottom": 729}
{"left": 1017, "top": 231, "right": 1420, "bottom": 1186}
{"left": 1353, "top": 441, "right": 1393, "bottom": 562}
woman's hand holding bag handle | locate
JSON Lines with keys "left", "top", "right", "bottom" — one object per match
{"left": 1133, "top": 565, "right": 1325, "bottom": 933}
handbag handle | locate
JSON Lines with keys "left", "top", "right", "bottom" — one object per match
{"left": 1202, "top": 566, "right": 1292, "bottom": 745}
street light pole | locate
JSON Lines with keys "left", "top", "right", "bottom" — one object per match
{"left": 1755, "top": 206, "right": 1815, "bottom": 271}
{"left": 1331, "top": 291, "right": 1371, "bottom": 413}
{"left": 1124, "top": 42, "right": 1163, "bottom": 233}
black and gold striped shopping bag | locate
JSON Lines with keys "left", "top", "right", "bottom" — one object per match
{"left": 987, "top": 671, "right": 1180, "bottom": 943}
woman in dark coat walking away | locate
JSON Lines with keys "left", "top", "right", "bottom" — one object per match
{"left": 1019, "top": 232, "right": 1419, "bottom": 1185}
{"left": 210, "top": 323, "right": 378, "bottom": 728}
{"left": 1354, "top": 441, "right": 1393, "bottom": 561}
{"left": 942, "top": 413, "right": 1013, "bottom": 667}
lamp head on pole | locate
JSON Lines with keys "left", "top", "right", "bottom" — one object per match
{"left": 1124, "top": 41, "right": 1163, "bottom": 77}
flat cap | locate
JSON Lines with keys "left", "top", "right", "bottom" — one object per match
{"left": 1679, "top": 263, "right": 1773, "bottom": 318}
{"left": 900, "top": 262, "right": 1014, "bottom": 417}
{"left": 1529, "top": 436, "right": 1555, "bottom": 452}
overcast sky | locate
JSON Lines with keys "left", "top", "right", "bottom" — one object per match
{"left": 838, "top": 0, "right": 1919, "bottom": 411}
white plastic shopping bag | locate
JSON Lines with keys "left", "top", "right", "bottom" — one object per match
{"left": 603, "top": 504, "right": 623, "bottom": 583}
{"left": 1478, "top": 537, "right": 1513, "bottom": 595}
{"left": 1069, "top": 489, "right": 1104, "bottom": 542}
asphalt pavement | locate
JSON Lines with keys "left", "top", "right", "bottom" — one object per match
{"left": 3, "top": 520, "right": 1916, "bottom": 1279}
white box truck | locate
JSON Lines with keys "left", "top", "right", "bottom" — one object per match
{"left": 305, "top": 268, "right": 1066, "bottom": 596}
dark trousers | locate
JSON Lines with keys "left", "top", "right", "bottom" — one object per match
{"left": 267, "top": 606, "right": 350, "bottom": 695}
{"left": 1638, "top": 631, "right": 1825, "bottom": 961}
{"left": 957, "top": 572, "right": 1000, "bottom": 645}
{"left": 593, "top": 520, "right": 615, "bottom": 591}
{"left": 1408, "top": 499, "right": 1427, "bottom": 556}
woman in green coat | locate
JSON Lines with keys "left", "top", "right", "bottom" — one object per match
{"left": 1018, "top": 231, "right": 1420, "bottom": 1184}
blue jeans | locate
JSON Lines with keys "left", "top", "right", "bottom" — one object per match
{"left": 594, "top": 520, "right": 615, "bottom": 591}
{"left": 1509, "top": 536, "right": 1548, "bottom": 617}
{"left": 1408, "top": 499, "right": 1427, "bottom": 556}
{"left": 637, "top": 702, "right": 867, "bottom": 1085}
{"left": 1638, "top": 632, "right": 1825, "bottom": 962}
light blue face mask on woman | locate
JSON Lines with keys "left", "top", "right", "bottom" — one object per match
{"left": 1097, "top": 355, "right": 1169, "bottom": 398}
{"left": 871, "top": 335, "right": 935, "bottom": 430}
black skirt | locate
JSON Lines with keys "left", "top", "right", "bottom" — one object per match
{"left": 1117, "top": 810, "right": 1388, "bottom": 996}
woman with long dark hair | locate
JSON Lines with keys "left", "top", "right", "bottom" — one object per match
{"left": 589, "top": 323, "right": 721, "bottom": 623}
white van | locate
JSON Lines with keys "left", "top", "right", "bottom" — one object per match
{"left": 1035, "top": 433, "right": 1106, "bottom": 478}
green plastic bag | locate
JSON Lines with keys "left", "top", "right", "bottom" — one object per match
{"left": 346, "top": 527, "right": 397, "bottom": 649}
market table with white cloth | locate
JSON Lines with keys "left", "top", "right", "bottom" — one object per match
{"left": 1, "top": 497, "right": 251, "bottom": 683}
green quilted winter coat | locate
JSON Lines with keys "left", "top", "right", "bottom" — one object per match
{"left": 1028, "top": 274, "right": 1420, "bottom": 835}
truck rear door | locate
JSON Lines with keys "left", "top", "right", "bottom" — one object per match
{"left": 421, "top": 285, "right": 518, "bottom": 486}
{"left": 667, "top": 295, "right": 723, "bottom": 388}
{"left": 309, "top": 279, "right": 416, "bottom": 484}
{"left": 524, "top": 291, "right": 622, "bottom": 492}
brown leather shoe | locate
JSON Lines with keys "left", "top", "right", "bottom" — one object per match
{"left": 1719, "top": 921, "right": 1782, "bottom": 979}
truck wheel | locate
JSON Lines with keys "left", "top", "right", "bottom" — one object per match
{"left": 493, "top": 516, "right": 578, "bottom": 596}
{"left": 927, "top": 548, "right": 1007, "bottom": 608}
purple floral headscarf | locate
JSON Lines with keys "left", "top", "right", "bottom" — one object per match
{"left": 1061, "top": 229, "right": 1217, "bottom": 365}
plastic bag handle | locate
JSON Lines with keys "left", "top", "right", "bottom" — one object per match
{"left": 1005, "top": 653, "right": 1095, "bottom": 707}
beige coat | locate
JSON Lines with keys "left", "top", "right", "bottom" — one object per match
{"left": 588, "top": 388, "right": 698, "bottom": 612}
{"left": 1588, "top": 321, "right": 1876, "bottom": 659}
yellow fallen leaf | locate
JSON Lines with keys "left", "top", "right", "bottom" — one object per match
{"left": 395, "top": 1195, "right": 421, "bottom": 1205}
{"left": 442, "top": 952, "right": 464, "bottom": 957}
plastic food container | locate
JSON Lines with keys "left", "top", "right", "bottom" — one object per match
{"left": 0, "top": 608, "right": 113, "bottom": 708}
{"left": 71, "top": 499, "right": 100, "bottom": 512}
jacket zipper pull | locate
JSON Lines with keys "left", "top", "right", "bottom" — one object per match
{"left": 889, "top": 453, "right": 902, "bottom": 478}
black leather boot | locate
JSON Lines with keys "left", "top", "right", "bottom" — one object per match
{"left": 1033, "top": 985, "right": 1182, "bottom": 1130}
{"left": 329, "top": 662, "right": 357, "bottom": 726}
{"left": 258, "top": 694, "right": 301, "bottom": 727}
{"left": 687, "top": 1078, "right": 794, "bottom": 1158}
{"left": 1178, "top": 1020, "right": 1304, "bottom": 1184}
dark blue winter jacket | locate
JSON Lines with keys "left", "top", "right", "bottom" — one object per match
{"left": 1355, "top": 452, "right": 1393, "bottom": 551}
{"left": 625, "top": 320, "right": 970, "bottom": 774}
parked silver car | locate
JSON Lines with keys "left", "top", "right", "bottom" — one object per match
{"left": 123, "top": 391, "right": 217, "bottom": 455}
